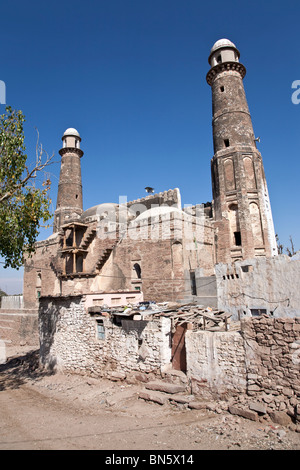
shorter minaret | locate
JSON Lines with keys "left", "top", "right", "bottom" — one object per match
{"left": 53, "top": 128, "right": 84, "bottom": 232}
{"left": 207, "top": 39, "right": 277, "bottom": 263}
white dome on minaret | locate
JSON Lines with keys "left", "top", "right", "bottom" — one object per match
{"left": 63, "top": 128, "right": 80, "bottom": 138}
{"left": 210, "top": 39, "right": 237, "bottom": 54}
{"left": 208, "top": 38, "right": 240, "bottom": 66}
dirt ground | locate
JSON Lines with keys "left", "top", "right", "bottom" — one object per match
{"left": 0, "top": 346, "right": 300, "bottom": 452}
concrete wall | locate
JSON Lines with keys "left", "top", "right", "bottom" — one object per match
{"left": 215, "top": 255, "right": 300, "bottom": 319}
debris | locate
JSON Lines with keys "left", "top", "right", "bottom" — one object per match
{"left": 88, "top": 300, "right": 233, "bottom": 332}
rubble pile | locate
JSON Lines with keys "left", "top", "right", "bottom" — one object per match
{"left": 88, "top": 300, "right": 234, "bottom": 332}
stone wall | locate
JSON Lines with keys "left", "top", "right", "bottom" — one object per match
{"left": 215, "top": 255, "right": 300, "bottom": 319}
{"left": 185, "top": 330, "right": 247, "bottom": 399}
{"left": 240, "top": 317, "right": 300, "bottom": 420}
{"left": 1, "top": 295, "right": 24, "bottom": 309}
{"left": 38, "top": 294, "right": 300, "bottom": 422}
{"left": 0, "top": 310, "right": 39, "bottom": 348}
{"left": 185, "top": 317, "right": 300, "bottom": 423}
{"left": 23, "top": 234, "right": 61, "bottom": 308}
{"left": 39, "top": 295, "right": 172, "bottom": 378}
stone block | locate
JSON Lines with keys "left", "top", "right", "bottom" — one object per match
{"left": 249, "top": 402, "right": 267, "bottom": 414}
{"left": 145, "top": 381, "right": 186, "bottom": 394}
{"left": 108, "top": 371, "right": 126, "bottom": 381}
{"left": 168, "top": 394, "right": 194, "bottom": 404}
{"left": 228, "top": 405, "right": 258, "bottom": 421}
{"left": 188, "top": 401, "right": 207, "bottom": 410}
{"left": 269, "top": 410, "right": 292, "bottom": 426}
{"left": 139, "top": 390, "right": 167, "bottom": 405}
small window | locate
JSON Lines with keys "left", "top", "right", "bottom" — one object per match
{"left": 224, "top": 139, "right": 230, "bottom": 148}
{"left": 241, "top": 265, "right": 253, "bottom": 273}
{"left": 220, "top": 86, "right": 225, "bottom": 92}
{"left": 96, "top": 319, "right": 105, "bottom": 339}
{"left": 135, "top": 286, "right": 141, "bottom": 291}
{"left": 190, "top": 271, "right": 197, "bottom": 295}
{"left": 217, "top": 54, "right": 222, "bottom": 63}
{"left": 234, "top": 231, "right": 242, "bottom": 246}
{"left": 250, "top": 308, "right": 267, "bottom": 317}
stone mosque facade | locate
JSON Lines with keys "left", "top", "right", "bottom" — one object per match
{"left": 23, "top": 39, "right": 278, "bottom": 309}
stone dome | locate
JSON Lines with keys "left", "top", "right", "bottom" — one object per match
{"left": 134, "top": 206, "right": 185, "bottom": 222}
{"left": 208, "top": 38, "right": 240, "bottom": 64}
{"left": 63, "top": 128, "right": 80, "bottom": 138}
{"left": 210, "top": 38, "right": 237, "bottom": 54}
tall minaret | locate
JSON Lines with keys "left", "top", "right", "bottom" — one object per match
{"left": 206, "top": 39, "right": 277, "bottom": 263}
{"left": 53, "top": 128, "right": 84, "bottom": 232}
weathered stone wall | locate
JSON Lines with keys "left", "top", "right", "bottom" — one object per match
{"left": 23, "top": 234, "right": 61, "bottom": 308}
{"left": 38, "top": 294, "right": 300, "bottom": 422}
{"left": 240, "top": 317, "right": 300, "bottom": 420}
{"left": 0, "top": 310, "right": 39, "bottom": 348}
{"left": 39, "top": 295, "right": 172, "bottom": 378}
{"left": 215, "top": 255, "right": 300, "bottom": 319}
{"left": 1, "top": 295, "right": 24, "bottom": 309}
{"left": 185, "top": 330, "right": 247, "bottom": 399}
{"left": 185, "top": 317, "right": 300, "bottom": 423}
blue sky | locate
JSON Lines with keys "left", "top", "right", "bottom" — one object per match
{"left": 0, "top": 0, "right": 299, "bottom": 294}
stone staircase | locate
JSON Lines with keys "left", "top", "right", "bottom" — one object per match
{"left": 94, "top": 239, "right": 118, "bottom": 273}
{"left": 80, "top": 227, "right": 96, "bottom": 250}
{"left": 95, "top": 247, "right": 114, "bottom": 272}
{"left": 50, "top": 258, "right": 62, "bottom": 276}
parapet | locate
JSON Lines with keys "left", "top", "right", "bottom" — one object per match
{"left": 127, "top": 188, "right": 181, "bottom": 211}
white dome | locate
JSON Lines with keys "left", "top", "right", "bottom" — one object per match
{"left": 210, "top": 38, "right": 237, "bottom": 54}
{"left": 63, "top": 128, "right": 80, "bottom": 137}
{"left": 134, "top": 206, "right": 184, "bottom": 222}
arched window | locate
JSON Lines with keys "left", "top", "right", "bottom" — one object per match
{"left": 243, "top": 156, "right": 256, "bottom": 189}
{"left": 133, "top": 263, "right": 141, "bottom": 279}
{"left": 224, "top": 158, "right": 236, "bottom": 191}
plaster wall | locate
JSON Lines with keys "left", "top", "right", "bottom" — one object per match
{"left": 215, "top": 255, "right": 300, "bottom": 319}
